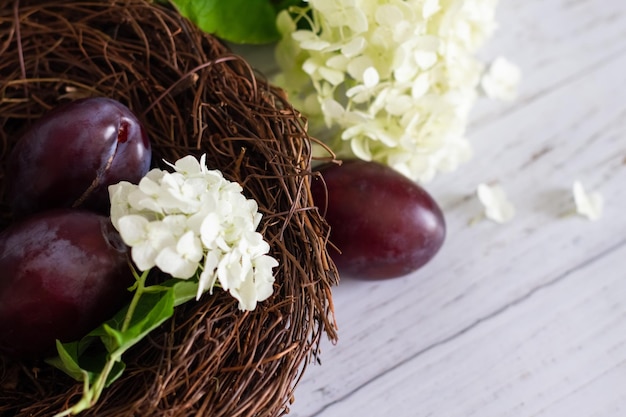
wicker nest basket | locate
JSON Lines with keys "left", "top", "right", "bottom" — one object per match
{"left": 0, "top": 1, "right": 338, "bottom": 416}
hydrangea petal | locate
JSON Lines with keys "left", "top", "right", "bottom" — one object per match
{"left": 415, "top": 50, "right": 438, "bottom": 70}
{"left": 481, "top": 56, "right": 521, "bottom": 101}
{"left": 109, "top": 181, "right": 135, "bottom": 228}
{"left": 198, "top": 251, "right": 220, "bottom": 299}
{"left": 423, "top": 0, "right": 441, "bottom": 19}
{"left": 130, "top": 242, "right": 158, "bottom": 271}
{"left": 229, "top": 265, "right": 261, "bottom": 311}
{"left": 117, "top": 215, "right": 149, "bottom": 246}
{"left": 477, "top": 183, "right": 515, "bottom": 224}
{"left": 573, "top": 181, "right": 603, "bottom": 221}
{"left": 172, "top": 154, "right": 204, "bottom": 176}
{"left": 363, "top": 67, "right": 380, "bottom": 88}
{"left": 155, "top": 246, "right": 198, "bottom": 279}
{"left": 376, "top": 5, "right": 404, "bottom": 27}
{"left": 341, "top": 36, "right": 366, "bottom": 57}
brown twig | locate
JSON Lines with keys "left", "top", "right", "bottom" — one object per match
{"left": 0, "top": 1, "right": 339, "bottom": 416}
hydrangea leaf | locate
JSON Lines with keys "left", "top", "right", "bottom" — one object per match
{"left": 47, "top": 279, "right": 194, "bottom": 385}
{"left": 47, "top": 341, "right": 88, "bottom": 382}
{"left": 97, "top": 292, "right": 174, "bottom": 353}
{"left": 167, "top": 0, "right": 302, "bottom": 44}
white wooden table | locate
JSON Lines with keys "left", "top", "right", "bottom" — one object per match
{"left": 236, "top": 1, "right": 626, "bottom": 415}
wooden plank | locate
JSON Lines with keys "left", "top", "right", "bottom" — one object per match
{"left": 302, "top": 243, "right": 626, "bottom": 417}
{"left": 472, "top": 0, "right": 626, "bottom": 126}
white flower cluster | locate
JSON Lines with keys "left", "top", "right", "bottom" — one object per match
{"left": 109, "top": 155, "right": 278, "bottom": 311}
{"left": 274, "top": 0, "right": 500, "bottom": 182}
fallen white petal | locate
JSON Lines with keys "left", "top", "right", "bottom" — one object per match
{"left": 477, "top": 183, "right": 515, "bottom": 224}
{"left": 572, "top": 181, "right": 603, "bottom": 221}
{"left": 481, "top": 56, "right": 521, "bottom": 101}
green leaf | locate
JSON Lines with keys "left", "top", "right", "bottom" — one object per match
{"left": 46, "top": 340, "right": 88, "bottom": 382}
{"left": 89, "top": 287, "right": 176, "bottom": 353}
{"left": 166, "top": 0, "right": 301, "bottom": 44}
{"left": 172, "top": 279, "right": 201, "bottom": 306}
{"left": 47, "top": 276, "right": 205, "bottom": 416}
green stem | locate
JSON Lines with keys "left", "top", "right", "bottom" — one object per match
{"left": 122, "top": 269, "right": 150, "bottom": 331}
{"left": 53, "top": 268, "right": 150, "bottom": 416}
{"left": 52, "top": 352, "right": 122, "bottom": 416}
{"left": 88, "top": 351, "right": 121, "bottom": 405}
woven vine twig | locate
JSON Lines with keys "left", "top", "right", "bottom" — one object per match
{"left": 0, "top": 1, "right": 338, "bottom": 416}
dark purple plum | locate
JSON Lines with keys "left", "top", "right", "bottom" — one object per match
{"left": 0, "top": 209, "right": 133, "bottom": 358}
{"left": 311, "top": 159, "right": 445, "bottom": 280}
{"left": 6, "top": 97, "right": 151, "bottom": 215}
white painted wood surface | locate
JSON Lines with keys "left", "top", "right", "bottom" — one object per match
{"left": 235, "top": 1, "right": 626, "bottom": 415}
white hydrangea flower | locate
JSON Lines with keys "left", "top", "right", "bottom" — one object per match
{"left": 109, "top": 154, "right": 278, "bottom": 311}
{"left": 572, "top": 181, "right": 603, "bottom": 221}
{"left": 477, "top": 183, "right": 515, "bottom": 224}
{"left": 274, "top": 0, "right": 503, "bottom": 182}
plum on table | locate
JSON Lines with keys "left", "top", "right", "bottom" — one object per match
{"left": 311, "top": 160, "right": 446, "bottom": 280}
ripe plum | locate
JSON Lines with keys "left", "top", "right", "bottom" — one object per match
{"left": 311, "top": 160, "right": 446, "bottom": 280}
{"left": 0, "top": 209, "right": 134, "bottom": 358}
{"left": 7, "top": 97, "right": 151, "bottom": 215}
